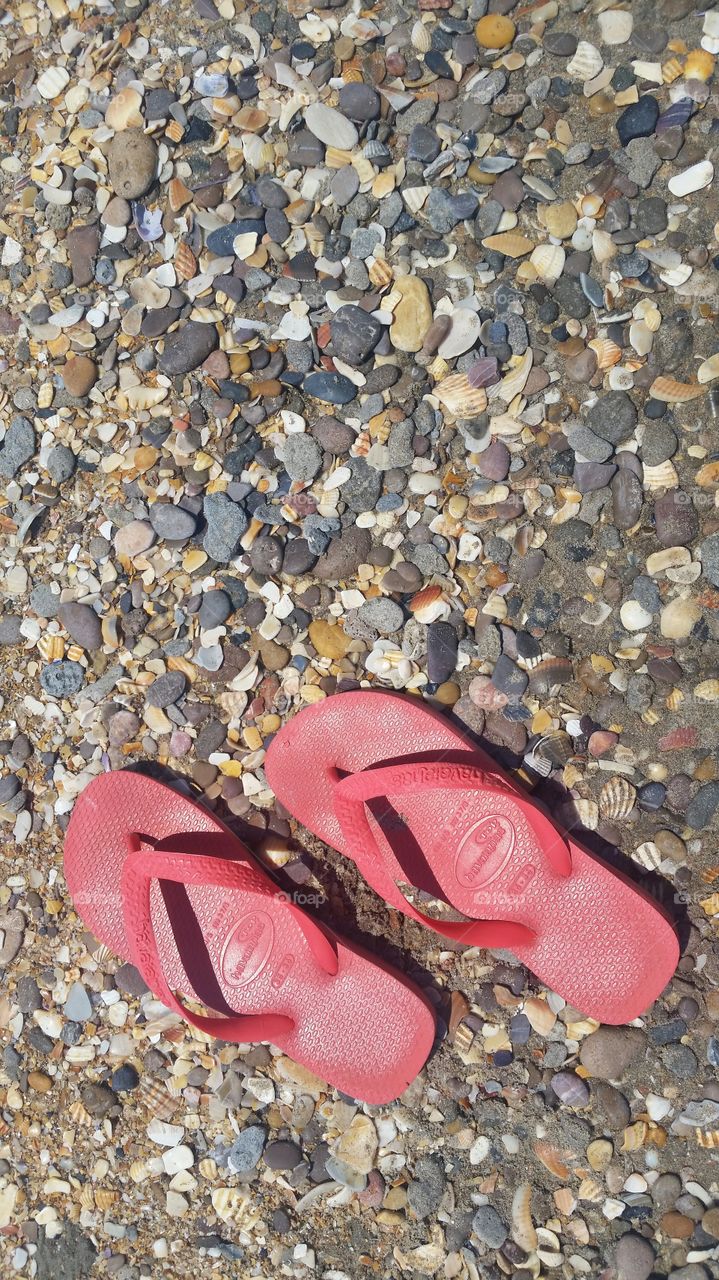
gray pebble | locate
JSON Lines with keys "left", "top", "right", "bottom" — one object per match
{"left": 40, "top": 660, "right": 85, "bottom": 697}
{"left": 46, "top": 444, "right": 76, "bottom": 483}
{"left": 149, "top": 503, "right": 197, "bottom": 541}
{"left": 359, "top": 597, "right": 404, "bottom": 634}
{"left": 203, "top": 492, "right": 248, "bottom": 561}
{"left": 58, "top": 602, "right": 103, "bottom": 652}
{"left": 0, "top": 415, "right": 35, "bottom": 479}
{"left": 472, "top": 1205, "right": 507, "bottom": 1249}
{"left": 227, "top": 1126, "right": 266, "bottom": 1174}
{"left": 283, "top": 434, "right": 323, "bottom": 482}
{"left": 145, "top": 670, "right": 187, "bottom": 708}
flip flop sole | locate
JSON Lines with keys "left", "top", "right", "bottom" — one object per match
{"left": 266, "top": 691, "right": 679, "bottom": 1024}
{"left": 64, "top": 769, "right": 435, "bottom": 1103}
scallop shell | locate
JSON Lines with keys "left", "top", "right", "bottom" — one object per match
{"left": 175, "top": 242, "right": 197, "bottom": 282}
{"left": 649, "top": 375, "right": 706, "bottom": 403}
{"left": 166, "top": 118, "right": 185, "bottom": 143}
{"left": 435, "top": 373, "right": 488, "bottom": 417}
{"left": 95, "top": 1189, "right": 119, "bottom": 1210}
{"left": 643, "top": 459, "right": 679, "bottom": 490}
{"left": 411, "top": 20, "right": 431, "bottom": 52}
{"left": 168, "top": 177, "right": 192, "bottom": 211}
{"left": 633, "top": 841, "right": 661, "bottom": 871}
{"left": 130, "top": 1159, "right": 151, "bottom": 1183}
{"left": 481, "top": 231, "right": 535, "bottom": 258}
{"left": 621, "top": 1121, "right": 648, "bottom": 1152}
{"left": 587, "top": 1138, "right": 613, "bottom": 1171}
{"left": 578, "top": 1177, "right": 604, "bottom": 1202}
{"left": 453, "top": 1020, "right": 476, "bottom": 1054}
{"left": 599, "top": 776, "right": 637, "bottom": 820}
{"left": 512, "top": 1183, "right": 537, "bottom": 1251}
{"left": 588, "top": 337, "right": 621, "bottom": 368}
{"left": 403, "top": 185, "right": 431, "bottom": 214}
{"left": 409, "top": 583, "right": 449, "bottom": 623}
{"left": 38, "top": 382, "right": 54, "bottom": 409}
{"left": 137, "top": 1078, "right": 177, "bottom": 1120}
{"left": 533, "top": 730, "right": 574, "bottom": 768}
{"left": 198, "top": 1158, "right": 218, "bottom": 1181}
{"left": 684, "top": 49, "right": 715, "bottom": 82}
{"left": 566, "top": 41, "right": 603, "bottom": 81}
{"left": 523, "top": 996, "right": 556, "bottom": 1036}
{"left": 368, "top": 257, "right": 393, "bottom": 288}
{"left": 696, "top": 1130, "right": 719, "bottom": 1148}
{"left": 695, "top": 679, "right": 719, "bottom": 702}
{"left": 530, "top": 244, "right": 565, "bottom": 284}
{"left": 554, "top": 1187, "right": 577, "bottom": 1215}
{"left": 561, "top": 797, "right": 599, "bottom": 831}
{"left": 533, "top": 1141, "right": 572, "bottom": 1179}
{"left": 527, "top": 656, "right": 573, "bottom": 695}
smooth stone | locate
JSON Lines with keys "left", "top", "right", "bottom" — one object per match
{"left": 477, "top": 440, "right": 510, "bottom": 480}
{"left": 586, "top": 391, "right": 637, "bottom": 444}
{"left": 612, "top": 469, "right": 643, "bottom": 529}
{"left": 390, "top": 276, "right": 432, "bottom": 353}
{"left": 57, "top": 602, "right": 102, "bottom": 651}
{"left": 655, "top": 492, "right": 698, "bottom": 547}
{"left": 149, "top": 503, "right": 197, "bottom": 541}
{"left": 316, "top": 527, "right": 372, "bottom": 581}
{"left": 108, "top": 710, "right": 140, "bottom": 746}
{"left": 114, "top": 520, "right": 155, "bottom": 558}
{"left": 107, "top": 128, "right": 158, "bottom": 199}
{"left": 146, "top": 670, "right": 187, "bottom": 708}
{"left": 40, "top": 660, "right": 85, "bottom": 697}
{"left": 63, "top": 982, "right": 93, "bottom": 1022}
{"left": 249, "top": 536, "right": 284, "bottom": 575}
{"left": 199, "top": 590, "right": 233, "bottom": 628}
{"left": 616, "top": 96, "right": 659, "bottom": 146}
{"left": 551, "top": 1071, "right": 590, "bottom": 1107}
{"left": 63, "top": 356, "right": 98, "bottom": 398}
{"left": 472, "top": 1205, "right": 508, "bottom": 1248}
{"left": 264, "top": 1141, "right": 303, "bottom": 1171}
{"left": 329, "top": 165, "right": 359, "bottom": 208}
{"left": 283, "top": 434, "right": 323, "bottom": 482}
{"left": 159, "top": 321, "right": 218, "bottom": 375}
{"left": 579, "top": 1027, "right": 647, "bottom": 1080}
{"left": 46, "top": 444, "right": 76, "bottom": 483}
{"left": 408, "top": 1156, "right": 446, "bottom": 1220}
{"left": 66, "top": 224, "right": 99, "bottom": 287}
{"left": 227, "top": 1127, "right": 266, "bottom": 1174}
{"left": 206, "top": 219, "right": 265, "bottom": 255}
{"left": 304, "top": 371, "right": 357, "bottom": 405}
{"left": 427, "top": 622, "right": 458, "bottom": 683}
{"left": 700, "top": 533, "right": 719, "bottom": 586}
{"left": 614, "top": 1232, "right": 655, "bottom": 1280}
{"left": 686, "top": 781, "right": 719, "bottom": 831}
{"left": 338, "top": 83, "right": 380, "bottom": 121}
{"left": 358, "top": 597, "right": 404, "bottom": 634}
{"left": 330, "top": 304, "right": 383, "bottom": 366}
{"left": 283, "top": 538, "right": 317, "bottom": 575}
{"left": 574, "top": 461, "right": 616, "bottom": 492}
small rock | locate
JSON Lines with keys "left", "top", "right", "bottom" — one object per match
{"left": 146, "top": 670, "right": 187, "bottom": 708}
{"left": 579, "top": 1026, "right": 647, "bottom": 1080}
{"left": 614, "top": 1231, "right": 655, "bottom": 1280}
{"left": 40, "top": 660, "right": 85, "bottom": 698}
{"left": 114, "top": 520, "right": 155, "bottom": 558}
{"left": 472, "top": 1205, "right": 508, "bottom": 1248}
{"left": 149, "top": 503, "right": 197, "bottom": 541}
{"left": 57, "top": 602, "right": 102, "bottom": 652}
{"left": 227, "top": 1126, "right": 266, "bottom": 1174}
{"left": 159, "top": 321, "right": 218, "bottom": 375}
{"left": 107, "top": 128, "right": 158, "bottom": 199}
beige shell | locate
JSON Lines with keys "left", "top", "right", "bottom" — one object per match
{"left": 698, "top": 353, "right": 719, "bottom": 384}
{"left": 368, "top": 257, "right": 393, "bottom": 288}
{"left": 599, "top": 776, "right": 637, "bottom": 821}
{"left": 633, "top": 841, "right": 662, "bottom": 871}
{"left": 684, "top": 48, "right": 715, "bottom": 82}
{"left": 211, "top": 1187, "right": 260, "bottom": 1228}
{"left": 105, "top": 87, "right": 143, "bottom": 131}
{"left": 453, "top": 1021, "right": 476, "bottom": 1054}
{"left": 533, "top": 1141, "right": 572, "bottom": 1179}
{"left": 696, "top": 461, "right": 719, "bottom": 487}
{"left": 175, "top": 242, "right": 197, "bottom": 282}
{"left": 695, "top": 679, "right": 719, "bottom": 702}
{"left": 411, "top": 19, "right": 431, "bottom": 52}
{"left": 512, "top": 1183, "right": 537, "bottom": 1251}
{"left": 621, "top": 1121, "right": 648, "bottom": 1152}
{"left": 95, "top": 1189, "right": 119, "bottom": 1209}
{"left": 523, "top": 996, "right": 556, "bottom": 1036}
{"left": 649, "top": 376, "right": 706, "bottom": 403}
{"left": 403, "top": 186, "right": 431, "bottom": 214}
{"left": 38, "top": 382, "right": 54, "bottom": 409}
{"left": 38, "top": 633, "right": 65, "bottom": 662}
{"left": 586, "top": 1138, "right": 613, "bottom": 1171}
{"left": 37, "top": 66, "right": 70, "bottom": 101}
{"left": 530, "top": 244, "right": 565, "bottom": 284}
{"left": 554, "top": 1187, "right": 577, "bottom": 1215}
{"left": 169, "top": 178, "right": 192, "bottom": 212}
{"left": 578, "top": 1177, "right": 604, "bottom": 1202}
{"left": 566, "top": 41, "right": 603, "bottom": 81}
{"left": 166, "top": 119, "right": 185, "bottom": 144}
{"left": 137, "top": 1078, "right": 177, "bottom": 1119}
{"left": 198, "top": 1158, "right": 218, "bottom": 1181}
{"left": 696, "top": 1129, "right": 719, "bottom": 1148}
{"left": 490, "top": 349, "right": 533, "bottom": 402}
{"left": 435, "top": 373, "right": 488, "bottom": 417}
{"left": 482, "top": 231, "right": 535, "bottom": 258}
{"left": 643, "top": 459, "right": 679, "bottom": 490}
{"left": 588, "top": 337, "right": 621, "bottom": 368}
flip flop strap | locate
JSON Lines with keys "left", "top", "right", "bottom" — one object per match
{"left": 121, "top": 842, "right": 337, "bottom": 1042}
{"left": 333, "top": 759, "right": 572, "bottom": 949}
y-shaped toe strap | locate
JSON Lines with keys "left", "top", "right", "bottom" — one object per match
{"left": 333, "top": 758, "right": 572, "bottom": 949}
{"left": 121, "top": 837, "right": 338, "bottom": 1042}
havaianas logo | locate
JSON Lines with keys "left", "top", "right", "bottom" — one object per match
{"left": 455, "top": 814, "right": 516, "bottom": 889}
{"left": 220, "top": 910, "right": 274, "bottom": 987}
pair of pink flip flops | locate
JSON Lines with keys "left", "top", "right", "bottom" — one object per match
{"left": 65, "top": 690, "right": 679, "bottom": 1103}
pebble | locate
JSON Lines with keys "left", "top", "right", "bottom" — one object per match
{"left": 146, "top": 671, "right": 187, "bottom": 708}
{"left": 358, "top": 598, "right": 404, "bottom": 635}
{"left": 330, "top": 305, "right": 383, "bottom": 367}
{"left": 0, "top": 416, "right": 35, "bottom": 478}
{"left": 472, "top": 1205, "right": 508, "bottom": 1248}
{"left": 40, "top": 661, "right": 85, "bottom": 697}
{"left": 616, "top": 96, "right": 660, "bottom": 146}
{"left": 614, "top": 1232, "right": 656, "bottom": 1280}
{"left": 226, "top": 1127, "right": 266, "bottom": 1174}
{"left": 579, "top": 1027, "right": 647, "bottom": 1080}
{"left": 159, "top": 322, "right": 217, "bottom": 374}
{"left": 203, "top": 493, "right": 248, "bottom": 561}
{"left": 390, "top": 277, "right": 432, "bottom": 353}
{"left": 114, "top": 520, "right": 155, "bottom": 558}
{"left": 57, "top": 603, "right": 102, "bottom": 652}
{"left": 62, "top": 356, "right": 98, "bottom": 398}
{"left": 106, "top": 129, "right": 158, "bottom": 199}
{"left": 149, "top": 504, "right": 197, "bottom": 541}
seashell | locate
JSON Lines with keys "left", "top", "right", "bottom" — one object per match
{"left": 489, "top": 349, "right": 533, "bottom": 402}
{"left": 621, "top": 1121, "right": 648, "bottom": 1152}
{"left": 533, "top": 1141, "right": 573, "bottom": 1179}
{"left": 698, "top": 353, "right": 719, "bottom": 384}
{"left": 567, "top": 41, "right": 603, "bottom": 81}
{"left": 168, "top": 177, "right": 192, "bottom": 211}
{"left": 411, "top": 20, "right": 431, "bottom": 52}
{"left": 561, "top": 797, "right": 599, "bottom": 831}
{"left": 633, "top": 842, "right": 661, "bottom": 871}
{"left": 105, "top": 87, "right": 143, "bottom": 131}
{"left": 211, "top": 1187, "right": 261, "bottom": 1228}
{"left": 435, "top": 373, "right": 488, "bottom": 418}
{"left": 649, "top": 375, "right": 705, "bottom": 403}
{"left": 523, "top": 996, "right": 556, "bottom": 1036}
{"left": 695, "top": 679, "right": 719, "bottom": 702}
{"left": 175, "top": 242, "right": 197, "bottom": 282}
{"left": 37, "top": 66, "right": 70, "bottom": 100}
{"left": 166, "top": 119, "right": 184, "bottom": 143}
{"left": 668, "top": 159, "right": 714, "bottom": 196}
{"left": 533, "top": 730, "right": 574, "bottom": 768}
{"left": 554, "top": 1187, "right": 576, "bottom": 1215}
{"left": 368, "top": 257, "right": 393, "bottom": 289}
{"left": 130, "top": 1159, "right": 150, "bottom": 1183}
{"left": 403, "top": 185, "right": 431, "bottom": 214}
{"left": 137, "top": 1078, "right": 177, "bottom": 1120}
{"left": 409, "top": 583, "right": 449, "bottom": 624}
{"left": 599, "top": 776, "right": 637, "bottom": 821}
{"left": 95, "top": 1189, "right": 119, "bottom": 1210}
{"left": 453, "top": 1020, "right": 476, "bottom": 1054}
{"left": 587, "top": 1138, "right": 613, "bottom": 1171}
{"left": 38, "top": 633, "right": 65, "bottom": 662}
{"left": 530, "top": 244, "right": 565, "bottom": 284}
{"left": 588, "top": 337, "right": 621, "bottom": 368}
{"left": 198, "top": 1158, "right": 218, "bottom": 1181}
{"left": 643, "top": 459, "right": 679, "bottom": 490}
{"left": 578, "top": 1177, "right": 604, "bottom": 1202}
{"left": 662, "top": 56, "right": 683, "bottom": 83}
{"left": 481, "top": 231, "right": 535, "bottom": 258}
{"left": 437, "top": 309, "right": 481, "bottom": 360}
{"left": 629, "top": 319, "right": 653, "bottom": 357}
{"left": 696, "top": 1130, "right": 719, "bottom": 1148}
{"left": 527, "top": 656, "right": 573, "bottom": 695}
{"left": 38, "top": 382, "right": 54, "bottom": 409}
{"left": 684, "top": 48, "right": 715, "bottom": 82}
{"left": 512, "top": 1183, "right": 537, "bottom": 1251}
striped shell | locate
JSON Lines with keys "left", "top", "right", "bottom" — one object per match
{"left": 490, "top": 349, "right": 533, "bottom": 402}
{"left": 368, "top": 257, "right": 393, "bottom": 288}
{"left": 649, "top": 376, "right": 706, "bottom": 402}
{"left": 38, "top": 634, "right": 65, "bottom": 662}
{"left": 643, "top": 459, "right": 679, "bottom": 490}
{"left": 588, "top": 337, "right": 622, "bottom": 368}
{"left": 512, "top": 1183, "right": 537, "bottom": 1251}
{"left": 567, "top": 41, "right": 603, "bottom": 81}
{"left": 175, "top": 242, "right": 197, "bottom": 282}
{"left": 411, "top": 20, "right": 431, "bottom": 52}
{"left": 684, "top": 48, "right": 715, "bottom": 82}
{"left": 482, "top": 231, "right": 535, "bottom": 258}
{"left": 599, "top": 776, "right": 637, "bottom": 820}
{"left": 529, "top": 244, "right": 565, "bottom": 284}
{"left": 695, "top": 679, "right": 719, "bottom": 702}
{"left": 435, "top": 373, "right": 488, "bottom": 417}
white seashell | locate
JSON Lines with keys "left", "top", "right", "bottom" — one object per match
{"left": 411, "top": 20, "right": 431, "bottom": 52}
{"left": 437, "top": 309, "right": 481, "bottom": 359}
{"left": 698, "top": 353, "right": 719, "bottom": 384}
{"left": 629, "top": 319, "right": 653, "bottom": 356}
{"left": 598, "top": 10, "right": 633, "bottom": 45}
{"left": 489, "top": 349, "right": 533, "bottom": 402}
{"left": 402, "top": 186, "right": 431, "bottom": 214}
{"left": 620, "top": 600, "right": 652, "bottom": 632}
{"left": 659, "top": 264, "right": 693, "bottom": 288}
{"left": 37, "top": 66, "right": 70, "bottom": 100}
{"left": 566, "top": 42, "right": 603, "bottom": 81}
{"left": 305, "top": 102, "right": 358, "bottom": 151}
{"left": 530, "top": 244, "right": 565, "bottom": 284}
{"left": 643, "top": 459, "right": 679, "bottom": 490}
{"left": 668, "top": 160, "right": 714, "bottom": 196}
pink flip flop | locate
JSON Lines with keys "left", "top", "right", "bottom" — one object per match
{"left": 265, "top": 691, "right": 679, "bottom": 1024}
{"left": 64, "top": 770, "right": 435, "bottom": 1103}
